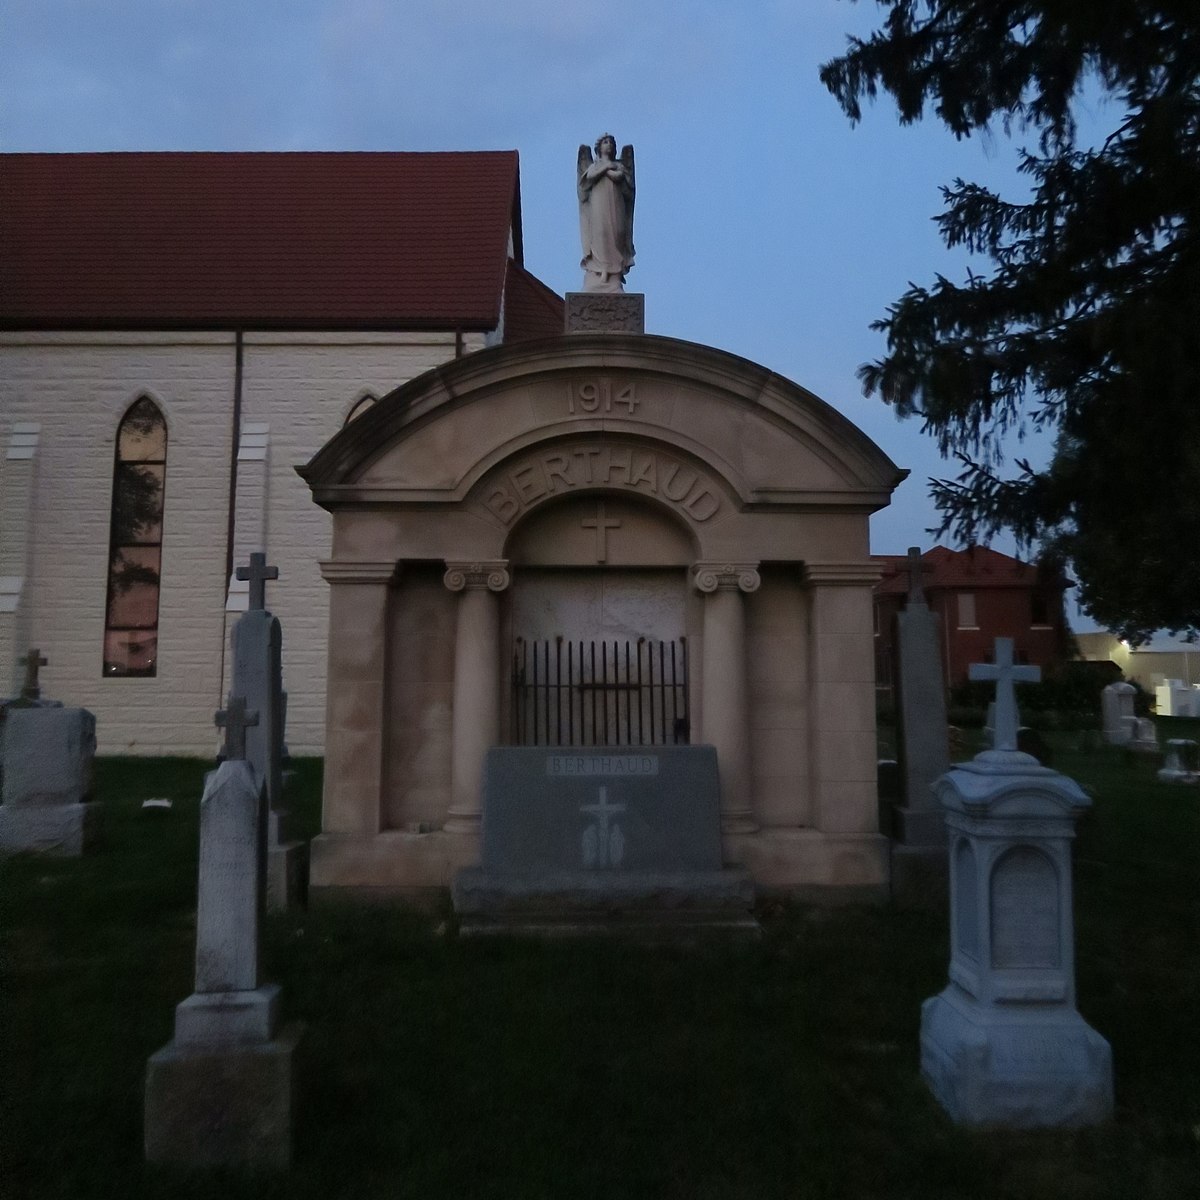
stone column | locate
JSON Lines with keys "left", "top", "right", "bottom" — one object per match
{"left": 804, "top": 562, "right": 884, "bottom": 836}
{"left": 443, "top": 561, "right": 511, "bottom": 834}
{"left": 693, "top": 562, "right": 760, "bottom": 834}
{"left": 317, "top": 561, "right": 399, "bottom": 835}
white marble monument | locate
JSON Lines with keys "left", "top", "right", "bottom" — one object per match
{"left": 920, "top": 638, "right": 1113, "bottom": 1128}
{"left": 144, "top": 702, "right": 301, "bottom": 1168}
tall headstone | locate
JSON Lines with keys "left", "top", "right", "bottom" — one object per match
{"left": 893, "top": 547, "right": 951, "bottom": 847}
{"left": 0, "top": 650, "right": 100, "bottom": 856}
{"left": 229, "top": 553, "right": 306, "bottom": 909}
{"left": 919, "top": 639, "right": 1113, "bottom": 1128}
{"left": 144, "top": 732, "right": 301, "bottom": 1167}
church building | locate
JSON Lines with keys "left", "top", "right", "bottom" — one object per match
{"left": 3, "top": 149, "right": 909, "bottom": 896}
{"left": 1, "top": 151, "right": 561, "bottom": 755}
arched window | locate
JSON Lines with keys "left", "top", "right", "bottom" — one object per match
{"left": 103, "top": 398, "right": 167, "bottom": 676}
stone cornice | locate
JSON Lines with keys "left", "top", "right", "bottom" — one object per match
{"left": 692, "top": 562, "right": 761, "bottom": 594}
{"left": 443, "top": 560, "right": 511, "bottom": 593}
{"left": 803, "top": 561, "right": 884, "bottom": 587}
{"left": 318, "top": 560, "right": 401, "bottom": 585}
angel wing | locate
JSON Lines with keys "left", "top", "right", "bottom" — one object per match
{"left": 619, "top": 144, "right": 636, "bottom": 256}
{"left": 577, "top": 143, "right": 593, "bottom": 182}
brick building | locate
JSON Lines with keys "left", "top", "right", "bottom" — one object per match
{"left": 0, "top": 151, "right": 562, "bottom": 754}
{"left": 874, "top": 545, "right": 1072, "bottom": 699}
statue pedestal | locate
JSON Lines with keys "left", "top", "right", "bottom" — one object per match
{"left": 565, "top": 292, "right": 644, "bottom": 334}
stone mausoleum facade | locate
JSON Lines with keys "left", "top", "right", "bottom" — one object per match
{"left": 302, "top": 331, "right": 906, "bottom": 896}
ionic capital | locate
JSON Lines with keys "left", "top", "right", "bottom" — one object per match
{"left": 443, "top": 560, "right": 511, "bottom": 593}
{"left": 692, "top": 561, "right": 761, "bottom": 595}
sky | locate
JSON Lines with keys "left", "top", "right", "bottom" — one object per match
{"left": 1, "top": 0, "right": 1120, "bottom": 627}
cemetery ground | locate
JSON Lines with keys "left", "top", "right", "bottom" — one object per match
{"left": 3, "top": 739, "right": 1198, "bottom": 1200}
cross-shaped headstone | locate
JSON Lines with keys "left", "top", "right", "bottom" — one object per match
{"left": 20, "top": 647, "right": 48, "bottom": 701}
{"left": 235, "top": 552, "right": 279, "bottom": 611}
{"left": 581, "top": 502, "right": 621, "bottom": 563}
{"left": 215, "top": 696, "right": 259, "bottom": 761}
{"left": 969, "top": 637, "right": 1041, "bottom": 751}
{"left": 905, "top": 546, "right": 932, "bottom": 606}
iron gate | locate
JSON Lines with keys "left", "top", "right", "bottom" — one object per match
{"left": 511, "top": 637, "right": 690, "bottom": 747}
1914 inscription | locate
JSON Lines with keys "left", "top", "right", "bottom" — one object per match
{"left": 566, "top": 379, "right": 639, "bottom": 415}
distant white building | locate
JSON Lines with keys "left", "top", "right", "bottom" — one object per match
{"left": 1075, "top": 631, "right": 1200, "bottom": 697}
{"left": 0, "top": 151, "right": 562, "bottom": 754}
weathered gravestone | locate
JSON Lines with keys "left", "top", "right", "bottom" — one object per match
{"left": 144, "top": 702, "right": 301, "bottom": 1168}
{"left": 453, "top": 745, "right": 756, "bottom": 935}
{"left": 893, "top": 548, "right": 951, "bottom": 848}
{"left": 1157, "top": 738, "right": 1198, "bottom": 784}
{"left": 0, "top": 649, "right": 100, "bottom": 856}
{"left": 230, "top": 552, "right": 306, "bottom": 909}
{"left": 1101, "top": 681, "right": 1137, "bottom": 745}
{"left": 920, "top": 638, "right": 1113, "bottom": 1128}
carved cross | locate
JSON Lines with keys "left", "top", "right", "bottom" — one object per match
{"left": 905, "top": 546, "right": 932, "bottom": 606}
{"left": 581, "top": 502, "right": 621, "bottom": 562}
{"left": 20, "top": 648, "right": 48, "bottom": 700}
{"left": 236, "top": 552, "right": 279, "bottom": 611}
{"left": 215, "top": 696, "right": 259, "bottom": 761}
{"left": 969, "top": 637, "right": 1041, "bottom": 751}
{"left": 580, "top": 785, "right": 627, "bottom": 869}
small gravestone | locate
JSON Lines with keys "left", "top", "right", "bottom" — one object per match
{"left": 1157, "top": 739, "right": 1198, "bottom": 784}
{"left": 1101, "top": 681, "right": 1136, "bottom": 744}
{"left": 920, "top": 638, "right": 1113, "bottom": 1128}
{"left": 0, "top": 650, "right": 100, "bottom": 857}
{"left": 453, "top": 745, "right": 755, "bottom": 935}
{"left": 1130, "top": 716, "right": 1159, "bottom": 755}
{"left": 144, "top": 707, "right": 301, "bottom": 1168}
{"left": 230, "top": 553, "right": 306, "bottom": 909}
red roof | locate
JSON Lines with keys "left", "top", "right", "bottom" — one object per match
{"left": 875, "top": 545, "right": 1040, "bottom": 595}
{"left": 502, "top": 259, "right": 565, "bottom": 342}
{"left": 0, "top": 151, "right": 538, "bottom": 331}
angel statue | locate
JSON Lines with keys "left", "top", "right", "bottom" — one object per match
{"left": 577, "top": 134, "right": 635, "bottom": 293}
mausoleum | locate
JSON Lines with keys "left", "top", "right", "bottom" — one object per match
{"left": 301, "top": 329, "right": 906, "bottom": 895}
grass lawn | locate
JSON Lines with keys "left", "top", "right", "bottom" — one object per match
{"left": 2, "top": 743, "right": 1199, "bottom": 1199}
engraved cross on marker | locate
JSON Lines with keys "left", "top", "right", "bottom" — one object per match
{"left": 969, "top": 637, "right": 1041, "bottom": 751}
{"left": 215, "top": 695, "right": 259, "bottom": 761}
{"left": 20, "top": 647, "right": 48, "bottom": 700}
{"left": 581, "top": 785, "right": 626, "bottom": 869}
{"left": 236, "top": 552, "right": 279, "bottom": 611}
{"left": 581, "top": 502, "right": 621, "bottom": 563}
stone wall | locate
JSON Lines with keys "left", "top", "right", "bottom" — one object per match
{"left": 0, "top": 330, "right": 483, "bottom": 753}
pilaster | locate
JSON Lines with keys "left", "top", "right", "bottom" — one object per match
{"left": 443, "top": 561, "right": 511, "bottom": 833}
{"left": 318, "top": 561, "right": 399, "bottom": 835}
{"left": 693, "top": 561, "right": 761, "bottom": 833}
{"left": 803, "top": 561, "right": 884, "bottom": 836}
{"left": 1, "top": 423, "right": 40, "bottom": 695}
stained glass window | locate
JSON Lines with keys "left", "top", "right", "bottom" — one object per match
{"left": 104, "top": 398, "right": 167, "bottom": 676}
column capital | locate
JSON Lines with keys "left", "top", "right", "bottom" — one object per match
{"left": 319, "top": 560, "right": 401, "bottom": 585}
{"left": 803, "top": 561, "right": 883, "bottom": 588}
{"left": 692, "top": 561, "right": 761, "bottom": 595}
{"left": 444, "top": 560, "right": 511, "bottom": 593}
